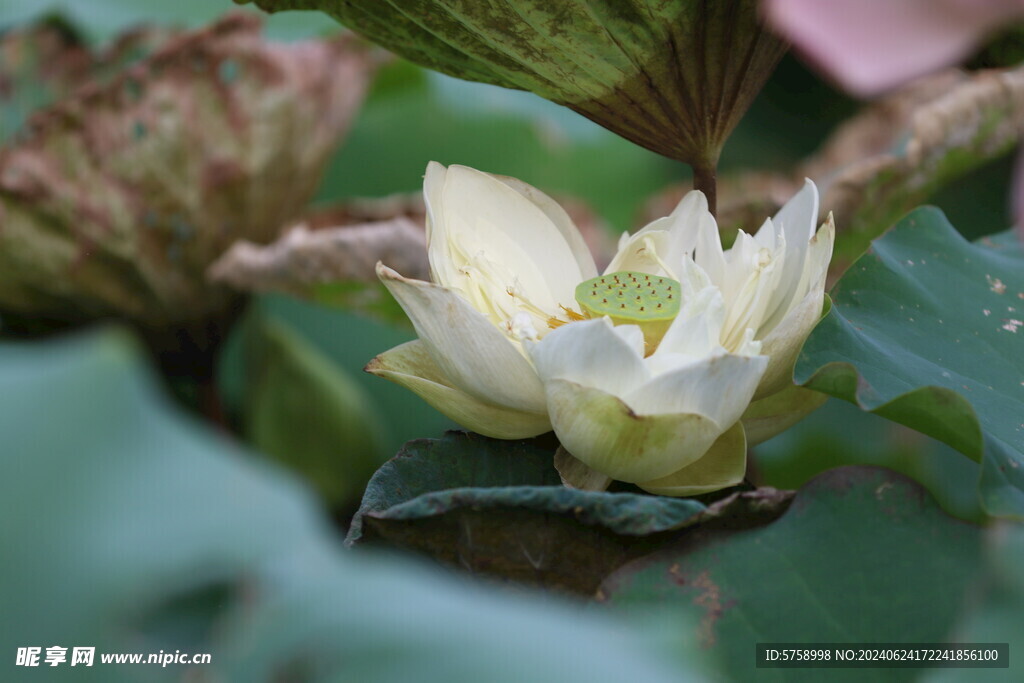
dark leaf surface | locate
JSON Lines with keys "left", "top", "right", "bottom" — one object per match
{"left": 350, "top": 432, "right": 792, "bottom": 593}
{"left": 602, "top": 467, "right": 985, "bottom": 682}
{"left": 796, "top": 210, "right": 1024, "bottom": 518}
{"left": 238, "top": 0, "right": 786, "bottom": 166}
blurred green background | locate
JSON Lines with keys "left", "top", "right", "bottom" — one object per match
{"left": 3, "top": 4, "right": 1021, "bottom": 681}
{"left": 1, "top": 0, "right": 1013, "bottom": 521}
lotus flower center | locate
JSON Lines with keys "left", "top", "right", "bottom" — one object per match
{"left": 574, "top": 271, "right": 681, "bottom": 349}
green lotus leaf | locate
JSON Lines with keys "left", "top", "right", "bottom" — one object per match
{"left": 349, "top": 432, "right": 794, "bottom": 594}
{"left": 244, "top": 315, "right": 387, "bottom": 506}
{"left": 0, "top": 328, "right": 700, "bottom": 683}
{"left": 237, "top": 0, "right": 787, "bottom": 173}
{"left": 795, "top": 208, "right": 1024, "bottom": 519}
{"left": 601, "top": 467, "right": 986, "bottom": 680}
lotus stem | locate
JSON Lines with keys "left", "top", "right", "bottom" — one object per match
{"left": 692, "top": 159, "right": 718, "bottom": 217}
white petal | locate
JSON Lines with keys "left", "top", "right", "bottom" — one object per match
{"left": 611, "top": 323, "right": 647, "bottom": 357}
{"left": 753, "top": 216, "right": 777, "bottom": 250}
{"left": 423, "top": 161, "right": 460, "bottom": 287}
{"left": 545, "top": 379, "right": 726, "bottom": 482}
{"left": 624, "top": 352, "right": 768, "bottom": 424}
{"left": 757, "top": 179, "right": 820, "bottom": 327}
{"left": 491, "top": 171, "right": 598, "bottom": 281}
{"left": 676, "top": 255, "right": 713, "bottom": 300}
{"left": 694, "top": 211, "right": 727, "bottom": 286}
{"left": 527, "top": 317, "right": 647, "bottom": 397}
{"left": 439, "top": 165, "right": 584, "bottom": 310}
{"left": 651, "top": 286, "right": 725, "bottom": 360}
{"left": 606, "top": 190, "right": 714, "bottom": 279}
{"left": 377, "top": 264, "right": 546, "bottom": 414}
{"left": 755, "top": 289, "right": 826, "bottom": 399}
{"left": 604, "top": 227, "right": 677, "bottom": 279}
{"left": 719, "top": 237, "right": 784, "bottom": 350}
{"left": 662, "top": 189, "right": 715, "bottom": 261}
{"left": 637, "top": 422, "right": 747, "bottom": 496}
{"left": 366, "top": 340, "right": 551, "bottom": 438}
{"left": 799, "top": 214, "right": 836, "bottom": 300}
{"left": 753, "top": 216, "right": 834, "bottom": 397}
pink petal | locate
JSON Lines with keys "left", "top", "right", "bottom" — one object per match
{"left": 765, "top": 0, "right": 1024, "bottom": 97}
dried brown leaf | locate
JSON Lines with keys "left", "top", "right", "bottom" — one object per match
{"left": 643, "top": 66, "right": 1024, "bottom": 272}
{"left": 0, "top": 14, "right": 376, "bottom": 327}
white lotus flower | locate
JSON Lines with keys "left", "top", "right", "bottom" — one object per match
{"left": 368, "top": 163, "right": 834, "bottom": 495}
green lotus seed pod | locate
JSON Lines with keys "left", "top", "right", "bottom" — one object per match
{"left": 574, "top": 271, "right": 681, "bottom": 351}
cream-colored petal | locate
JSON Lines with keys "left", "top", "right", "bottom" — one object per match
{"left": 377, "top": 264, "right": 547, "bottom": 413}
{"left": 423, "top": 161, "right": 447, "bottom": 247}
{"left": 753, "top": 215, "right": 834, "bottom": 340}
{"left": 440, "top": 164, "right": 584, "bottom": 308}
{"left": 611, "top": 323, "right": 647, "bottom": 357}
{"left": 765, "top": 178, "right": 818, "bottom": 243}
{"left": 651, "top": 286, "right": 725, "bottom": 359}
{"left": 528, "top": 317, "right": 648, "bottom": 397}
{"left": 757, "top": 179, "right": 821, "bottom": 328}
{"left": 554, "top": 446, "right": 612, "bottom": 491}
{"left": 742, "top": 384, "right": 828, "bottom": 446}
{"left": 544, "top": 379, "right": 726, "bottom": 482}
{"left": 754, "top": 288, "right": 826, "bottom": 400}
{"left": 694, "top": 211, "right": 727, "bottom": 287}
{"left": 491, "top": 172, "right": 598, "bottom": 281}
{"left": 604, "top": 228, "right": 677, "bottom": 279}
{"left": 676, "top": 255, "right": 714, "bottom": 300}
{"left": 366, "top": 340, "right": 551, "bottom": 439}
{"left": 423, "top": 162, "right": 460, "bottom": 288}
{"left": 605, "top": 190, "right": 714, "bottom": 278}
{"left": 637, "top": 422, "right": 747, "bottom": 496}
{"left": 625, "top": 352, "right": 768, "bottom": 425}
{"left": 715, "top": 229, "right": 792, "bottom": 352}
{"left": 660, "top": 189, "right": 714, "bottom": 262}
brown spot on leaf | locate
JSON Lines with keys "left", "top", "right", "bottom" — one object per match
{"left": 691, "top": 570, "right": 734, "bottom": 649}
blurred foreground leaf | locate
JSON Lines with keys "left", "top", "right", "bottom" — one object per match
{"left": 240, "top": 0, "right": 785, "bottom": 177}
{"left": 350, "top": 432, "right": 793, "bottom": 594}
{"left": 0, "top": 329, "right": 702, "bottom": 682}
{"left": 602, "top": 467, "right": 987, "bottom": 682}
{"left": 220, "top": 294, "right": 454, "bottom": 459}
{"left": 927, "top": 524, "right": 1024, "bottom": 682}
{"left": 796, "top": 210, "right": 1024, "bottom": 518}
{"left": 245, "top": 315, "right": 386, "bottom": 506}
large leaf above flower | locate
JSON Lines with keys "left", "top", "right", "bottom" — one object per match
{"left": 796, "top": 208, "right": 1024, "bottom": 519}
{"left": 236, "top": 0, "right": 786, "bottom": 174}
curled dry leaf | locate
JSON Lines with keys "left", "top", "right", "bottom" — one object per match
{"left": 209, "top": 217, "right": 430, "bottom": 294}
{"left": 643, "top": 67, "right": 1024, "bottom": 274}
{"left": 209, "top": 188, "right": 615, "bottom": 320}
{"left": 0, "top": 14, "right": 376, "bottom": 329}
